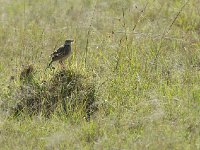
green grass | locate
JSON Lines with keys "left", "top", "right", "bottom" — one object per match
{"left": 0, "top": 0, "right": 200, "bottom": 149}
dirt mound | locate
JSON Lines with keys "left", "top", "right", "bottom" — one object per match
{"left": 12, "top": 67, "right": 97, "bottom": 120}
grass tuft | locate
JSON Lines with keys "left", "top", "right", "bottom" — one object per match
{"left": 9, "top": 68, "right": 97, "bottom": 120}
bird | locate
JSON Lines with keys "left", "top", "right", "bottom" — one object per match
{"left": 47, "top": 39, "right": 74, "bottom": 69}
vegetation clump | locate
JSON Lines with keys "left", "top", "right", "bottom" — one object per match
{"left": 12, "top": 66, "right": 97, "bottom": 120}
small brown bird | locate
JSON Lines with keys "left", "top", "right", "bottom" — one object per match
{"left": 47, "top": 39, "right": 74, "bottom": 69}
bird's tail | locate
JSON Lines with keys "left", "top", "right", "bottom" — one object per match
{"left": 45, "top": 61, "right": 53, "bottom": 71}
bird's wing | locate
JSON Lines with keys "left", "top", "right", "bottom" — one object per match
{"left": 56, "top": 45, "right": 65, "bottom": 53}
{"left": 50, "top": 46, "right": 67, "bottom": 61}
{"left": 51, "top": 46, "right": 64, "bottom": 57}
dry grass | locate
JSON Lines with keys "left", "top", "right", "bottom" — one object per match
{"left": 0, "top": 0, "right": 200, "bottom": 149}
{"left": 5, "top": 66, "right": 97, "bottom": 120}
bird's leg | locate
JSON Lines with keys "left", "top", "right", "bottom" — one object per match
{"left": 59, "top": 60, "right": 65, "bottom": 70}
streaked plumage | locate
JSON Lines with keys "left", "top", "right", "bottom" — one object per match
{"left": 47, "top": 40, "right": 73, "bottom": 69}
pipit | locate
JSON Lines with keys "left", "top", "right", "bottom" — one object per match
{"left": 47, "top": 39, "right": 74, "bottom": 69}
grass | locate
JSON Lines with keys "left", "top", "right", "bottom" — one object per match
{"left": 0, "top": 0, "right": 200, "bottom": 149}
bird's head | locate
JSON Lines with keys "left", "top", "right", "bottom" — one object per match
{"left": 64, "top": 39, "right": 74, "bottom": 46}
